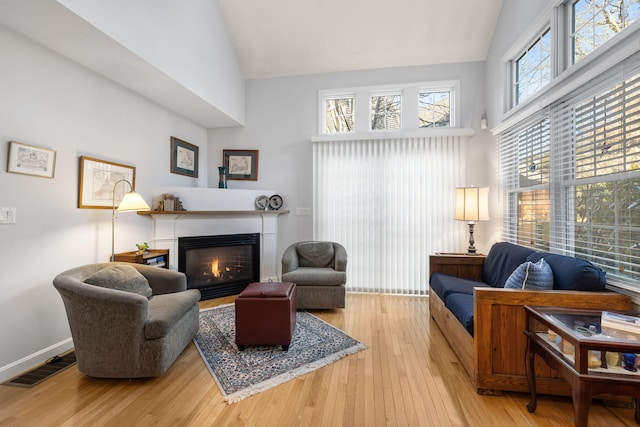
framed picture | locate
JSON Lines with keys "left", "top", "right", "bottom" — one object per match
{"left": 171, "top": 136, "right": 199, "bottom": 178}
{"left": 7, "top": 141, "right": 56, "bottom": 178}
{"left": 223, "top": 149, "right": 259, "bottom": 181}
{"left": 78, "top": 156, "right": 136, "bottom": 209}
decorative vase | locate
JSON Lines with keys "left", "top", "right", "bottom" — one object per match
{"left": 218, "top": 166, "right": 228, "bottom": 189}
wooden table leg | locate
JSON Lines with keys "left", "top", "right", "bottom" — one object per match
{"left": 526, "top": 341, "right": 537, "bottom": 413}
{"left": 634, "top": 397, "right": 640, "bottom": 425}
{"left": 572, "top": 382, "right": 590, "bottom": 427}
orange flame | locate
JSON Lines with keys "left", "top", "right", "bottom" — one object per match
{"left": 211, "top": 258, "right": 221, "bottom": 278}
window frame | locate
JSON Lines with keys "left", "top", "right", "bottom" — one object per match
{"left": 318, "top": 81, "right": 459, "bottom": 137}
{"left": 321, "top": 93, "right": 356, "bottom": 135}
{"left": 513, "top": 27, "right": 553, "bottom": 107}
{"left": 370, "top": 90, "right": 403, "bottom": 131}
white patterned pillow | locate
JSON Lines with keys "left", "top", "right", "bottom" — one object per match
{"left": 504, "top": 258, "right": 554, "bottom": 290}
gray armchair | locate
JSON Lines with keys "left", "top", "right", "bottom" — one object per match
{"left": 281, "top": 241, "right": 347, "bottom": 309}
{"left": 53, "top": 262, "right": 200, "bottom": 378}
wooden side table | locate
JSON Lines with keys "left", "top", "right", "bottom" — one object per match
{"left": 524, "top": 306, "right": 640, "bottom": 426}
{"left": 429, "top": 253, "right": 486, "bottom": 280}
{"left": 113, "top": 249, "right": 169, "bottom": 269}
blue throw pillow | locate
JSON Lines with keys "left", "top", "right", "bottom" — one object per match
{"left": 504, "top": 258, "right": 554, "bottom": 290}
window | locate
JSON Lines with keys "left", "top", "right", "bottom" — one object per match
{"left": 370, "top": 93, "right": 401, "bottom": 130}
{"left": 500, "top": 53, "right": 640, "bottom": 288}
{"left": 324, "top": 96, "right": 355, "bottom": 133}
{"left": 571, "top": 0, "right": 640, "bottom": 64}
{"left": 319, "top": 81, "right": 458, "bottom": 135}
{"left": 418, "top": 90, "right": 451, "bottom": 127}
{"left": 514, "top": 29, "right": 551, "bottom": 106}
{"left": 499, "top": 112, "right": 551, "bottom": 250}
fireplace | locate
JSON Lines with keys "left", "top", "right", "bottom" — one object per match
{"left": 178, "top": 233, "right": 260, "bottom": 300}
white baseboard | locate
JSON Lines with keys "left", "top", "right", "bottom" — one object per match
{"left": 0, "top": 338, "right": 74, "bottom": 383}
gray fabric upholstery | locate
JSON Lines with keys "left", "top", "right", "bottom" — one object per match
{"left": 84, "top": 264, "right": 153, "bottom": 298}
{"left": 281, "top": 241, "right": 347, "bottom": 309}
{"left": 53, "top": 262, "right": 200, "bottom": 378}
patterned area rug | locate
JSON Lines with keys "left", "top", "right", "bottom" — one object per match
{"left": 193, "top": 304, "right": 367, "bottom": 403}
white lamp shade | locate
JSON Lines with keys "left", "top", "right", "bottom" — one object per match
{"left": 454, "top": 187, "right": 490, "bottom": 221}
{"left": 117, "top": 191, "right": 150, "bottom": 212}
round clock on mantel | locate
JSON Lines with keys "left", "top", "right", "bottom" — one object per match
{"left": 255, "top": 195, "right": 269, "bottom": 210}
{"left": 268, "top": 194, "right": 284, "bottom": 210}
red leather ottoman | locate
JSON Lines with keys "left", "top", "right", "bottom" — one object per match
{"left": 235, "top": 281, "right": 297, "bottom": 351}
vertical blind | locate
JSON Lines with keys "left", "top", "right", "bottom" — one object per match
{"left": 313, "top": 135, "right": 468, "bottom": 294}
{"left": 499, "top": 50, "right": 640, "bottom": 289}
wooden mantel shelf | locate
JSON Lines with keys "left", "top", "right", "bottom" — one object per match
{"left": 138, "top": 210, "right": 289, "bottom": 216}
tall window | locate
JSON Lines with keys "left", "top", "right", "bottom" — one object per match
{"left": 514, "top": 29, "right": 551, "bottom": 105}
{"left": 499, "top": 112, "right": 551, "bottom": 250}
{"left": 500, "top": 53, "right": 640, "bottom": 288}
{"left": 370, "top": 93, "right": 402, "bottom": 130}
{"left": 324, "top": 96, "right": 355, "bottom": 133}
{"left": 572, "top": 0, "right": 640, "bottom": 64}
{"left": 418, "top": 90, "right": 451, "bottom": 127}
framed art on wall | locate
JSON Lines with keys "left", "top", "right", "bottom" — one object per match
{"left": 78, "top": 156, "right": 136, "bottom": 209}
{"left": 171, "top": 136, "right": 199, "bottom": 178}
{"left": 7, "top": 140, "right": 56, "bottom": 178}
{"left": 223, "top": 149, "right": 259, "bottom": 180}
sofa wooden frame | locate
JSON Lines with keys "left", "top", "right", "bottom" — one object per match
{"left": 429, "top": 255, "right": 633, "bottom": 396}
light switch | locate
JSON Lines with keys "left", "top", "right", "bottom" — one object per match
{"left": 0, "top": 207, "right": 16, "bottom": 224}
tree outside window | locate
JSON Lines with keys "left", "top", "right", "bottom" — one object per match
{"left": 418, "top": 91, "right": 451, "bottom": 128}
{"left": 371, "top": 94, "right": 401, "bottom": 130}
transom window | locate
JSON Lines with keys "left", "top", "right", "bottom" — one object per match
{"left": 418, "top": 90, "right": 451, "bottom": 128}
{"left": 324, "top": 96, "right": 355, "bottom": 133}
{"left": 370, "top": 93, "right": 401, "bottom": 130}
{"left": 515, "top": 29, "right": 551, "bottom": 106}
{"left": 572, "top": 0, "right": 640, "bottom": 64}
{"left": 319, "top": 81, "right": 458, "bottom": 135}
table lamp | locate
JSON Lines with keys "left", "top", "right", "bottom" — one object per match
{"left": 454, "top": 187, "right": 490, "bottom": 255}
{"left": 111, "top": 179, "right": 150, "bottom": 261}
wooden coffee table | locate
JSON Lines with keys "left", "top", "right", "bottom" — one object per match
{"left": 524, "top": 306, "right": 640, "bottom": 427}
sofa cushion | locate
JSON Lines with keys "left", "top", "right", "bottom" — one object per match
{"left": 429, "top": 272, "right": 489, "bottom": 300}
{"left": 481, "top": 242, "right": 537, "bottom": 288}
{"left": 444, "top": 293, "right": 475, "bottom": 336}
{"left": 504, "top": 258, "right": 554, "bottom": 290}
{"left": 297, "top": 242, "right": 334, "bottom": 267}
{"left": 84, "top": 265, "right": 152, "bottom": 298}
{"left": 526, "top": 252, "right": 606, "bottom": 291}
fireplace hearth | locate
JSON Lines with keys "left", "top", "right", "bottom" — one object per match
{"left": 178, "top": 233, "right": 260, "bottom": 300}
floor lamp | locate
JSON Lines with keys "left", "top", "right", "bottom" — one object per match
{"left": 111, "top": 179, "right": 150, "bottom": 261}
{"left": 454, "top": 187, "right": 490, "bottom": 255}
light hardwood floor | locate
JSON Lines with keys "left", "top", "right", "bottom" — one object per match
{"left": 1, "top": 293, "right": 637, "bottom": 426}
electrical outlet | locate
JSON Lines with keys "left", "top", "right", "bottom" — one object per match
{"left": 0, "top": 207, "right": 16, "bottom": 224}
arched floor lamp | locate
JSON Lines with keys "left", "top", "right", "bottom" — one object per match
{"left": 111, "top": 179, "right": 150, "bottom": 261}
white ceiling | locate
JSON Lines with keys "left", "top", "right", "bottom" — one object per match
{"left": 218, "top": 0, "right": 505, "bottom": 79}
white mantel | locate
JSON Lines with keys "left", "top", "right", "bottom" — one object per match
{"left": 140, "top": 187, "right": 288, "bottom": 280}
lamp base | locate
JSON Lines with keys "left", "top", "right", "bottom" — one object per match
{"left": 466, "top": 222, "right": 477, "bottom": 256}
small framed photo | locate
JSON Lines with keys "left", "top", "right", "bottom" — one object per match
{"left": 7, "top": 141, "right": 56, "bottom": 178}
{"left": 223, "top": 149, "right": 259, "bottom": 181}
{"left": 171, "top": 136, "right": 199, "bottom": 178}
{"left": 78, "top": 156, "right": 136, "bottom": 209}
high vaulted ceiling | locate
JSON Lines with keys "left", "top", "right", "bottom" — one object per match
{"left": 217, "top": 0, "right": 505, "bottom": 79}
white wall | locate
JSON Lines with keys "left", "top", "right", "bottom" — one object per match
{"left": 57, "top": 0, "right": 246, "bottom": 125}
{"left": 207, "top": 62, "right": 497, "bottom": 259}
{"left": 0, "top": 25, "right": 208, "bottom": 381}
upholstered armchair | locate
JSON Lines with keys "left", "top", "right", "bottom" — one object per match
{"left": 281, "top": 241, "right": 347, "bottom": 309}
{"left": 53, "top": 262, "right": 201, "bottom": 378}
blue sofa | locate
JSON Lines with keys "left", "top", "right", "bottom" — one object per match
{"left": 429, "top": 242, "right": 632, "bottom": 395}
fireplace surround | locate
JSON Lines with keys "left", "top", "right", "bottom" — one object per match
{"left": 178, "top": 233, "right": 260, "bottom": 300}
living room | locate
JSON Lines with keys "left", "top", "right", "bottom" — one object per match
{"left": 2, "top": 0, "right": 640, "bottom": 425}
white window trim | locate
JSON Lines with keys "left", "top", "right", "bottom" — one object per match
{"left": 320, "top": 92, "right": 356, "bottom": 135}
{"left": 495, "top": 0, "right": 640, "bottom": 135}
{"left": 317, "top": 80, "right": 462, "bottom": 139}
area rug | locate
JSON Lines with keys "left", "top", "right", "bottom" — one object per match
{"left": 193, "top": 304, "right": 366, "bottom": 403}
